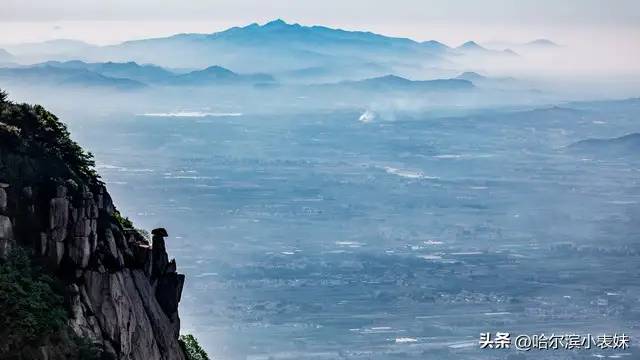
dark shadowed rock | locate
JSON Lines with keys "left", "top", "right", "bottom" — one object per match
{"left": 152, "top": 227, "right": 169, "bottom": 237}
{"left": 152, "top": 233, "right": 169, "bottom": 278}
{"left": 156, "top": 272, "right": 186, "bottom": 317}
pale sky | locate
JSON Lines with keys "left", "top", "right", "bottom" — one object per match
{"left": 2, "top": 0, "right": 640, "bottom": 48}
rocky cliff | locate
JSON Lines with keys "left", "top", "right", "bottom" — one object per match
{"left": 0, "top": 91, "right": 187, "bottom": 360}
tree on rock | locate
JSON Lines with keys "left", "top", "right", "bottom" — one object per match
{"left": 179, "top": 334, "right": 210, "bottom": 360}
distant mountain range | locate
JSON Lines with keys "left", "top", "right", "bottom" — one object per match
{"left": 525, "top": 39, "right": 561, "bottom": 48}
{"left": 277, "top": 62, "right": 392, "bottom": 84}
{"left": 168, "top": 65, "right": 275, "bottom": 86}
{"left": 35, "top": 60, "right": 174, "bottom": 83}
{"left": 0, "top": 59, "right": 478, "bottom": 96}
{"left": 459, "top": 71, "right": 491, "bottom": 81}
{"left": 0, "top": 20, "right": 563, "bottom": 91}
{"left": 0, "top": 60, "right": 275, "bottom": 89}
{"left": 0, "top": 65, "right": 146, "bottom": 90}
{"left": 483, "top": 39, "right": 561, "bottom": 51}
{"left": 455, "top": 41, "right": 519, "bottom": 57}
{"left": 2, "top": 20, "right": 543, "bottom": 78}
{"left": 90, "top": 19, "right": 454, "bottom": 72}
{"left": 336, "top": 74, "right": 474, "bottom": 92}
{"left": 455, "top": 71, "right": 521, "bottom": 89}
{"left": 456, "top": 41, "right": 486, "bottom": 52}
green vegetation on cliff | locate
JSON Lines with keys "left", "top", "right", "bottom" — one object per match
{"left": 113, "top": 209, "right": 134, "bottom": 229}
{"left": 0, "top": 89, "right": 99, "bottom": 185}
{"left": 0, "top": 248, "right": 67, "bottom": 354}
{"left": 179, "top": 334, "right": 210, "bottom": 360}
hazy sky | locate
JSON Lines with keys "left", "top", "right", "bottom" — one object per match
{"left": 2, "top": 0, "right": 640, "bottom": 47}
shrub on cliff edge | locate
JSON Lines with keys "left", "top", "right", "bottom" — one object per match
{"left": 179, "top": 334, "right": 210, "bottom": 360}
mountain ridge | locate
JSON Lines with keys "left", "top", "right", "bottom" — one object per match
{"left": 75, "top": 19, "right": 454, "bottom": 71}
{"left": 0, "top": 65, "right": 147, "bottom": 89}
{"left": 0, "top": 60, "right": 275, "bottom": 88}
{"left": 333, "top": 74, "right": 474, "bottom": 91}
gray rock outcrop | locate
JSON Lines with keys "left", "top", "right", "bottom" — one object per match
{"left": 0, "top": 182, "right": 186, "bottom": 360}
{"left": 0, "top": 184, "right": 14, "bottom": 258}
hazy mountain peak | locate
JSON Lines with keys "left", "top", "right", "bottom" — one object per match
{"left": 215, "top": 18, "right": 418, "bottom": 45}
{"left": 340, "top": 74, "right": 474, "bottom": 92}
{"left": 456, "top": 71, "right": 486, "bottom": 81}
{"left": 527, "top": 38, "right": 559, "bottom": 47}
{"left": 375, "top": 74, "right": 411, "bottom": 82}
{"left": 264, "top": 19, "right": 290, "bottom": 27}
{"left": 200, "top": 65, "right": 236, "bottom": 75}
{"left": 421, "top": 40, "right": 450, "bottom": 50}
{"left": 233, "top": 19, "right": 302, "bottom": 32}
{"left": 457, "top": 41, "right": 487, "bottom": 52}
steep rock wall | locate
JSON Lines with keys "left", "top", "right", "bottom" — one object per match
{"left": 0, "top": 179, "right": 186, "bottom": 360}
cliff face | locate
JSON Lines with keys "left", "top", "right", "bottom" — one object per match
{"left": 0, "top": 94, "right": 186, "bottom": 360}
